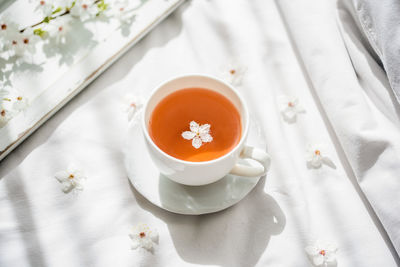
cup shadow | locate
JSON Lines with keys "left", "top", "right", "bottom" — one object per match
{"left": 130, "top": 175, "right": 286, "bottom": 267}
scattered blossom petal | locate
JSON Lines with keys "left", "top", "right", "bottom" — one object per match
{"left": 55, "top": 170, "right": 69, "bottom": 182}
{"left": 278, "top": 95, "right": 305, "bottom": 122}
{"left": 123, "top": 94, "right": 145, "bottom": 121}
{"left": 312, "top": 254, "right": 324, "bottom": 266}
{"left": 54, "top": 163, "right": 87, "bottom": 193}
{"left": 306, "top": 144, "right": 335, "bottom": 169}
{"left": 305, "top": 240, "right": 338, "bottom": 266}
{"left": 220, "top": 62, "right": 247, "bottom": 86}
{"left": 129, "top": 223, "right": 158, "bottom": 251}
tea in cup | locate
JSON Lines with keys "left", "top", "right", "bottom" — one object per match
{"left": 142, "top": 74, "right": 270, "bottom": 186}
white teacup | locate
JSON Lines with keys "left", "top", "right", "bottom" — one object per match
{"left": 142, "top": 74, "right": 271, "bottom": 186}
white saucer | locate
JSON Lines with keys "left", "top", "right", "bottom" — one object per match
{"left": 124, "top": 116, "right": 268, "bottom": 215}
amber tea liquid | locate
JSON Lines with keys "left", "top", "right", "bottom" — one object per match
{"left": 149, "top": 88, "right": 242, "bottom": 162}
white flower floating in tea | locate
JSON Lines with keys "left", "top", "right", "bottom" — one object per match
{"left": 278, "top": 95, "right": 305, "bottom": 123}
{"left": 54, "top": 163, "right": 87, "bottom": 193}
{"left": 305, "top": 240, "right": 338, "bottom": 266}
{"left": 129, "top": 223, "right": 159, "bottom": 250}
{"left": 305, "top": 144, "right": 335, "bottom": 169}
{"left": 182, "top": 121, "right": 213, "bottom": 149}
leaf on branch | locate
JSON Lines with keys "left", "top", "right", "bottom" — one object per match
{"left": 33, "top": 28, "right": 48, "bottom": 38}
{"left": 43, "top": 16, "right": 52, "bottom": 23}
{"left": 96, "top": 0, "right": 108, "bottom": 16}
{"left": 52, "top": 7, "right": 63, "bottom": 14}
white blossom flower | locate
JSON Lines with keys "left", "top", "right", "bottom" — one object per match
{"left": 0, "top": 105, "right": 12, "bottom": 127}
{"left": 8, "top": 28, "right": 40, "bottom": 57}
{"left": 305, "top": 240, "right": 338, "bottom": 266}
{"left": 55, "top": 163, "right": 87, "bottom": 193}
{"left": 0, "top": 16, "right": 18, "bottom": 37}
{"left": 113, "top": 0, "right": 135, "bottom": 24}
{"left": 129, "top": 223, "right": 159, "bottom": 250}
{"left": 220, "top": 62, "right": 247, "bottom": 86}
{"left": 12, "top": 95, "right": 29, "bottom": 112}
{"left": 123, "top": 94, "right": 144, "bottom": 121}
{"left": 0, "top": 18, "right": 21, "bottom": 51}
{"left": 48, "top": 16, "right": 72, "bottom": 44}
{"left": 35, "top": 0, "right": 54, "bottom": 17}
{"left": 70, "top": 0, "right": 98, "bottom": 21}
{"left": 182, "top": 121, "right": 213, "bottom": 149}
{"left": 278, "top": 95, "right": 305, "bottom": 122}
{"left": 305, "top": 144, "right": 335, "bottom": 169}
{"left": 0, "top": 17, "right": 9, "bottom": 40}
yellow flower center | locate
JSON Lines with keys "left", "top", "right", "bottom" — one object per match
{"left": 68, "top": 174, "right": 75, "bottom": 179}
{"left": 17, "top": 96, "right": 22, "bottom": 101}
{"left": 139, "top": 232, "right": 146, "bottom": 238}
{"left": 288, "top": 102, "right": 294, "bottom": 107}
{"left": 315, "top": 150, "right": 321, "bottom": 155}
{"left": 319, "top": 250, "right": 326, "bottom": 256}
{"left": 230, "top": 69, "right": 236, "bottom": 75}
{"left": 82, "top": 4, "right": 88, "bottom": 9}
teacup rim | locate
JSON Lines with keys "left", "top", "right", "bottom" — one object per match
{"left": 141, "top": 73, "right": 250, "bottom": 166}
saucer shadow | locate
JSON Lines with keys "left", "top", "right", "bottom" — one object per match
{"left": 131, "top": 176, "right": 286, "bottom": 267}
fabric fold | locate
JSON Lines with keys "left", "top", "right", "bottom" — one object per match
{"left": 350, "top": 0, "right": 400, "bottom": 105}
{"left": 276, "top": 0, "right": 400, "bottom": 255}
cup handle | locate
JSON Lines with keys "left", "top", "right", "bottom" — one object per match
{"left": 229, "top": 146, "right": 271, "bottom": 177}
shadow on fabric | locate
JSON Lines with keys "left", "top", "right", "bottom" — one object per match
{"left": 131, "top": 176, "right": 286, "bottom": 267}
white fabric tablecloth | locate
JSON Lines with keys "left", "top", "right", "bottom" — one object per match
{"left": 1, "top": 0, "right": 399, "bottom": 266}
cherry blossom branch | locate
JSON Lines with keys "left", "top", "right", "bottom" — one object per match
{"left": 20, "top": 0, "right": 102, "bottom": 33}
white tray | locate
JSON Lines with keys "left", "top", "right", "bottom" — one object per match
{"left": 0, "top": 0, "right": 184, "bottom": 160}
